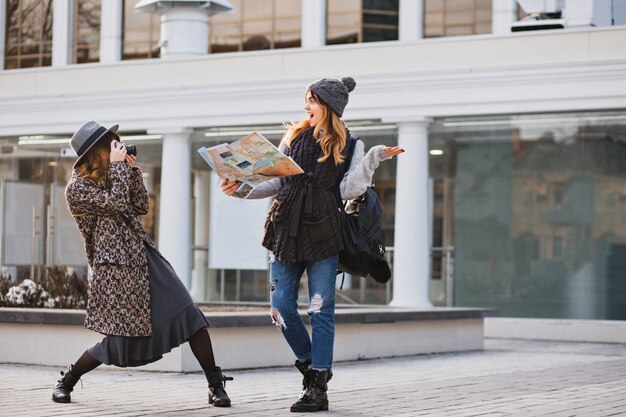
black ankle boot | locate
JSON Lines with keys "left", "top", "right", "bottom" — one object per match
{"left": 52, "top": 365, "right": 80, "bottom": 403}
{"left": 294, "top": 360, "right": 311, "bottom": 399}
{"left": 205, "top": 366, "right": 233, "bottom": 407}
{"left": 290, "top": 369, "right": 332, "bottom": 413}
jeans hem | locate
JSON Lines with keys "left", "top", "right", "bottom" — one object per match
{"left": 311, "top": 366, "right": 332, "bottom": 372}
{"left": 297, "top": 354, "right": 312, "bottom": 364}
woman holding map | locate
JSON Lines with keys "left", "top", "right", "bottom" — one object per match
{"left": 52, "top": 121, "right": 232, "bottom": 408}
{"left": 221, "top": 77, "right": 403, "bottom": 413}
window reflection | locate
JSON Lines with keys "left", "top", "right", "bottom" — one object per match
{"left": 424, "top": 0, "right": 491, "bottom": 38}
{"left": 209, "top": 0, "right": 302, "bottom": 54}
{"left": 326, "top": 0, "right": 398, "bottom": 45}
{"left": 4, "top": 0, "right": 53, "bottom": 69}
{"left": 74, "top": 0, "right": 101, "bottom": 64}
{"left": 122, "top": 0, "right": 160, "bottom": 60}
{"left": 429, "top": 111, "right": 626, "bottom": 319}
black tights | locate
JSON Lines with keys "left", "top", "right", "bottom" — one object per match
{"left": 70, "top": 350, "right": 102, "bottom": 378}
{"left": 69, "top": 328, "right": 216, "bottom": 379}
{"left": 188, "top": 328, "right": 217, "bottom": 371}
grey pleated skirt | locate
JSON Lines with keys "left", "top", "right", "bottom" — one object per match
{"left": 87, "top": 243, "right": 210, "bottom": 367}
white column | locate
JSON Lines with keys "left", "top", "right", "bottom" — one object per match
{"left": 190, "top": 170, "right": 210, "bottom": 301}
{"left": 399, "top": 0, "right": 424, "bottom": 41}
{"left": 492, "top": 0, "right": 517, "bottom": 35}
{"left": 100, "top": 0, "right": 123, "bottom": 63}
{"left": 390, "top": 119, "right": 432, "bottom": 307}
{"left": 52, "top": 0, "right": 73, "bottom": 66}
{"left": 301, "top": 0, "right": 326, "bottom": 48}
{"left": 156, "top": 128, "right": 192, "bottom": 288}
{"left": 0, "top": 0, "right": 6, "bottom": 70}
{"left": 160, "top": 8, "right": 209, "bottom": 58}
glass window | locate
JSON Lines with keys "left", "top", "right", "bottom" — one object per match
{"left": 363, "top": 0, "right": 399, "bottom": 42}
{"left": 429, "top": 111, "right": 626, "bottom": 320}
{"left": 0, "top": 131, "right": 163, "bottom": 287}
{"left": 4, "top": 0, "right": 53, "bottom": 69}
{"left": 122, "top": 0, "right": 160, "bottom": 60}
{"left": 209, "top": 0, "right": 301, "bottom": 54}
{"left": 73, "top": 0, "right": 101, "bottom": 64}
{"left": 424, "top": 0, "right": 492, "bottom": 38}
{"left": 326, "top": 0, "right": 398, "bottom": 45}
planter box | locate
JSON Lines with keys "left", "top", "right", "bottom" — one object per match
{"left": 0, "top": 305, "right": 497, "bottom": 372}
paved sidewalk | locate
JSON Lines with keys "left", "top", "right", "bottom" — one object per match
{"left": 2, "top": 338, "right": 626, "bottom": 416}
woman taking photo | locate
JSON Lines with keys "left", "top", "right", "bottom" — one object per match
{"left": 221, "top": 77, "right": 403, "bottom": 412}
{"left": 53, "top": 120, "right": 232, "bottom": 407}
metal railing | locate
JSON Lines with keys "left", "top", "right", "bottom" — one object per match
{"left": 432, "top": 246, "right": 454, "bottom": 307}
{"left": 191, "top": 245, "right": 455, "bottom": 306}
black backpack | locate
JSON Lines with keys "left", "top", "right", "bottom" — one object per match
{"left": 336, "top": 138, "right": 392, "bottom": 284}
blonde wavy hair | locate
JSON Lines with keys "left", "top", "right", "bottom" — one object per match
{"left": 76, "top": 131, "right": 118, "bottom": 188}
{"left": 282, "top": 90, "right": 346, "bottom": 165}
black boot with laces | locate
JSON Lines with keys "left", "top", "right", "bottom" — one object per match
{"left": 294, "top": 359, "right": 312, "bottom": 400}
{"left": 290, "top": 369, "right": 332, "bottom": 413}
{"left": 52, "top": 365, "right": 80, "bottom": 403}
{"left": 206, "top": 366, "right": 233, "bottom": 407}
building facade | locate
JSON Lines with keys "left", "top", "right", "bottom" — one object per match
{"left": 1, "top": 0, "right": 625, "bottom": 319}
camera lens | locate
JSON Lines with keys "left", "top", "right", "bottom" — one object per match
{"left": 125, "top": 144, "right": 137, "bottom": 156}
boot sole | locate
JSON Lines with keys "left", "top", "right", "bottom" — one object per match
{"left": 209, "top": 396, "right": 231, "bottom": 407}
{"left": 290, "top": 401, "right": 329, "bottom": 412}
{"left": 52, "top": 396, "right": 71, "bottom": 404}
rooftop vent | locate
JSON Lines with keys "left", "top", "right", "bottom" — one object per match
{"left": 512, "top": 0, "right": 565, "bottom": 31}
{"left": 512, "top": 0, "right": 617, "bottom": 32}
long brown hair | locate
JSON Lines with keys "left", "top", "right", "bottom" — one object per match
{"left": 76, "top": 132, "right": 118, "bottom": 187}
{"left": 282, "top": 90, "right": 346, "bottom": 165}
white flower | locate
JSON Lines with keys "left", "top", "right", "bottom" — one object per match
{"left": 20, "top": 279, "right": 37, "bottom": 297}
{"left": 6, "top": 286, "right": 25, "bottom": 305}
{"left": 38, "top": 290, "right": 56, "bottom": 308}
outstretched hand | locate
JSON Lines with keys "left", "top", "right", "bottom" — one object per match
{"left": 220, "top": 178, "right": 241, "bottom": 196}
{"left": 383, "top": 146, "right": 405, "bottom": 158}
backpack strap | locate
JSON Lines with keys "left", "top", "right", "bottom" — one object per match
{"left": 335, "top": 136, "right": 358, "bottom": 208}
{"left": 343, "top": 136, "right": 358, "bottom": 176}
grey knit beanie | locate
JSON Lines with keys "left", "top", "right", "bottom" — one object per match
{"left": 308, "top": 76, "right": 356, "bottom": 117}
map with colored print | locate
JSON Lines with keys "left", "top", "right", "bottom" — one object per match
{"left": 198, "top": 132, "right": 303, "bottom": 197}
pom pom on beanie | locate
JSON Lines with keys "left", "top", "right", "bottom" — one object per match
{"left": 341, "top": 77, "right": 356, "bottom": 93}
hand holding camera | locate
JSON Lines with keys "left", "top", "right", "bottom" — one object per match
{"left": 110, "top": 141, "right": 137, "bottom": 164}
{"left": 110, "top": 140, "right": 126, "bottom": 162}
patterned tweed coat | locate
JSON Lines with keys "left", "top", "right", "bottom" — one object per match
{"left": 66, "top": 161, "right": 159, "bottom": 336}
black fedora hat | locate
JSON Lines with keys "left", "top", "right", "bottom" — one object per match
{"left": 70, "top": 120, "right": 119, "bottom": 169}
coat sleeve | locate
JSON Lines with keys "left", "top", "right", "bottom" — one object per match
{"left": 339, "top": 140, "right": 391, "bottom": 200}
{"left": 237, "top": 142, "right": 288, "bottom": 200}
{"left": 244, "top": 177, "right": 282, "bottom": 199}
{"left": 66, "top": 162, "right": 133, "bottom": 216}
{"left": 128, "top": 166, "right": 149, "bottom": 215}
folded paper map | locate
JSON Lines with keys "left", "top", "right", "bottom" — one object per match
{"left": 198, "top": 132, "right": 303, "bottom": 197}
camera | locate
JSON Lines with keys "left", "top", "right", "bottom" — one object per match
{"left": 125, "top": 144, "right": 137, "bottom": 156}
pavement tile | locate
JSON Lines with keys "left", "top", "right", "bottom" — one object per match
{"left": 2, "top": 338, "right": 626, "bottom": 416}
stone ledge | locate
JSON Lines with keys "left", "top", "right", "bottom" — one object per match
{"left": 0, "top": 304, "right": 496, "bottom": 371}
{"left": 0, "top": 305, "right": 499, "bottom": 327}
{"left": 485, "top": 317, "right": 626, "bottom": 344}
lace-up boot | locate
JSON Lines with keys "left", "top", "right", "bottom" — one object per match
{"left": 52, "top": 365, "right": 80, "bottom": 403}
{"left": 294, "top": 360, "right": 312, "bottom": 400}
{"left": 206, "top": 366, "right": 233, "bottom": 407}
{"left": 290, "top": 369, "right": 332, "bottom": 412}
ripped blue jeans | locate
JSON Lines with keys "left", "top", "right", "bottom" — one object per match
{"left": 269, "top": 255, "right": 338, "bottom": 371}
